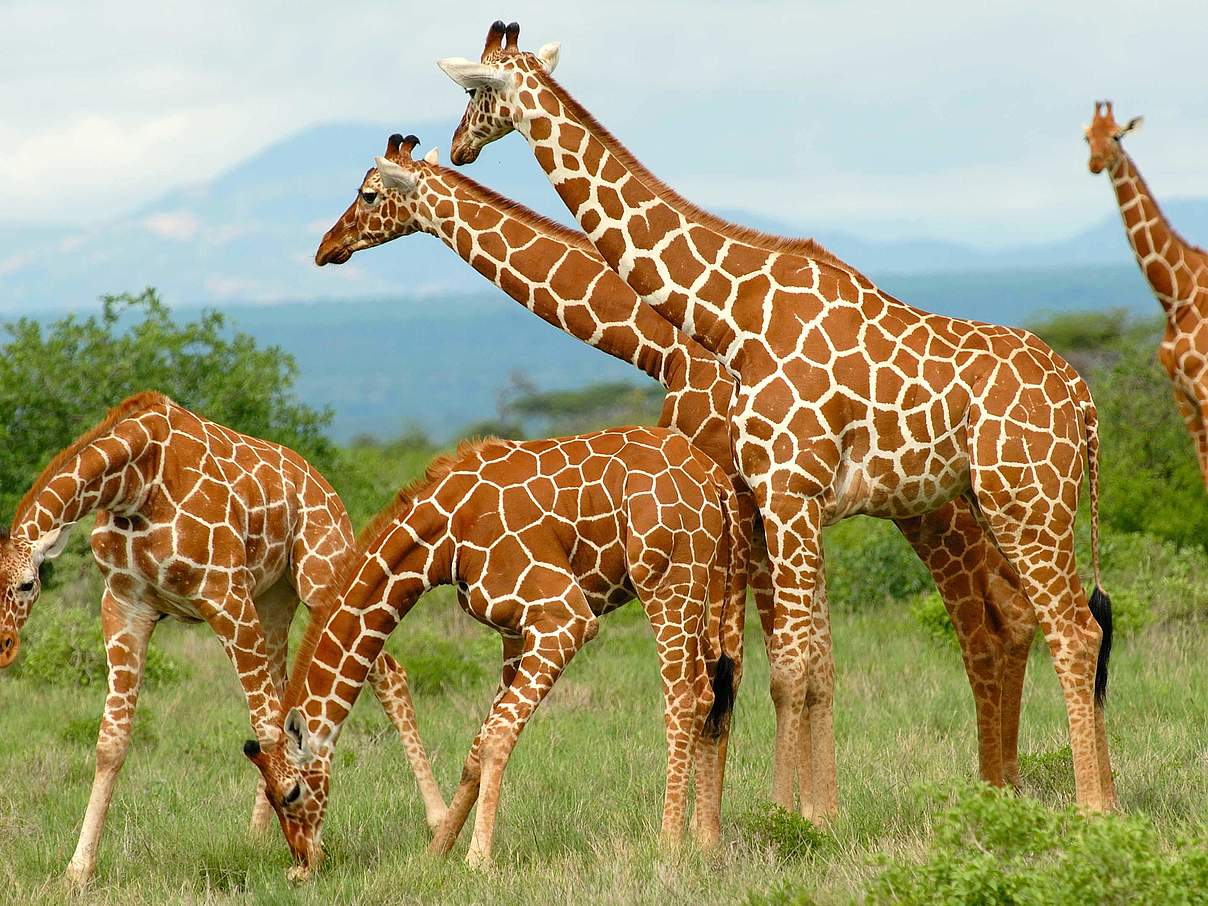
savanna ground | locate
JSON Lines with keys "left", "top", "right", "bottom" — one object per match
{"left": 1, "top": 295, "right": 1207, "bottom": 903}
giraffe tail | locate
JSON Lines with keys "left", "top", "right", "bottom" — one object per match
{"left": 704, "top": 483, "right": 745, "bottom": 740}
{"left": 1084, "top": 402, "right": 1113, "bottom": 706}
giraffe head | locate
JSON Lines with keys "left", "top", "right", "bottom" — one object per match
{"left": 439, "top": 20, "right": 561, "bottom": 165}
{"left": 315, "top": 133, "right": 442, "bottom": 265}
{"left": 243, "top": 708, "right": 333, "bottom": 881}
{"left": 0, "top": 525, "right": 71, "bottom": 668}
{"left": 1085, "top": 100, "right": 1143, "bottom": 174}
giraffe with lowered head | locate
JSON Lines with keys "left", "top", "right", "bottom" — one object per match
{"left": 439, "top": 20, "right": 1117, "bottom": 817}
{"left": 0, "top": 391, "right": 444, "bottom": 884}
{"left": 315, "top": 131, "right": 1044, "bottom": 802}
{"left": 245, "top": 426, "right": 745, "bottom": 877}
{"left": 1086, "top": 99, "right": 1208, "bottom": 488}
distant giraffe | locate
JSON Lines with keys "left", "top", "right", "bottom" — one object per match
{"left": 1086, "top": 100, "right": 1208, "bottom": 488}
{"left": 0, "top": 392, "right": 443, "bottom": 884}
{"left": 313, "top": 132, "right": 1042, "bottom": 801}
{"left": 438, "top": 21, "right": 1117, "bottom": 816}
{"left": 245, "top": 427, "right": 745, "bottom": 877}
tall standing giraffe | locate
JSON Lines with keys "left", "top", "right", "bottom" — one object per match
{"left": 245, "top": 427, "right": 744, "bottom": 877}
{"left": 313, "top": 132, "right": 1042, "bottom": 801}
{"left": 438, "top": 21, "right": 1117, "bottom": 816}
{"left": 0, "top": 391, "right": 444, "bottom": 884}
{"left": 1085, "top": 100, "right": 1208, "bottom": 488}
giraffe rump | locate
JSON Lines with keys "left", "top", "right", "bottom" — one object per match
{"left": 11, "top": 390, "right": 170, "bottom": 528}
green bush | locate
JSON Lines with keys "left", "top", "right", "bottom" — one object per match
{"left": 909, "top": 591, "right": 957, "bottom": 646}
{"left": 0, "top": 289, "right": 336, "bottom": 517}
{"left": 11, "top": 603, "right": 184, "bottom": 688}
{"left": 825, "top": 517, "right": 934, "bottom": 610}
{"left": 866, "top": 785, "right": 1208, "bottom": 905}
{"left": 736, "top": 805, "right": 833, "bottom": 863}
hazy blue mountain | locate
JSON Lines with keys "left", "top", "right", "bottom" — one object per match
{"left": 2, "top": 120, "right": 1205, "bottom": 310}
{"left": 170, "top": 262, "right": 1157, "bottom": 442}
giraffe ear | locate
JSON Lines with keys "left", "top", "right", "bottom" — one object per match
{"left": 1117, "top": 116, "right": 1143, "bottom": 138}
{"left": 31, "top": 524, "right": 72, "bottom": 566}
{"left": 536, "top": 42, "right": 560, "bottom": 74}
{"left": 283, "top": 708, "right": 316, "bottom": 767}
{"left": 437, "top": 57, "right": 509, "bottom": 91}
{"left": 423, "top": 147, "right": 440, "bottom": 165}
{"left": 374, "top": 157, "right": 417, "bottom": 194}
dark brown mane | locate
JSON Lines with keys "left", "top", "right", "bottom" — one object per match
{"left": 12, "top": 390, "right": 171, "bottom": 529}
{"left": 536, "top": 66, "right": 862, "bottom": 273}
{"left": 281, "top": 435, "right": 507, "bottom": 711}
{"left": 439, "top": 167, "right": 597, "bottom": 255}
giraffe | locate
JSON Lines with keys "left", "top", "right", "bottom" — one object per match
{"left": 0, "top": 391, "right": 445, "bottom": 884}
{"left": 314, "top": 131, "right": 1042, "bottom": 802}
{"left": 437, "top": 21, "right": 1118, "bottom": 816}
{"left": 244, "top": 426, "right": 745, "bottom": 877}
{"left": 1085, "top": 100, "right": 1208, "bottom": 489}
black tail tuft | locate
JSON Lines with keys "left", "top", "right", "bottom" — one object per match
{"left": 1089, "top": 586, "right": 1113, "bottom": 706}
{"left": 704, "top": 654, "right": 736, "bottom": 740}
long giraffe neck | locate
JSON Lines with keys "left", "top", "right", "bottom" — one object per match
{"left": 292, "top": 506, "right": 452, "bottom": 747}
{"left": 1108, "top": 152, "right": 1205, "bottom": 316}
{"left": 512, "top": 73, "right": 804, "bottom": 370}
{"left": 414, "top": 166, "right": 704, "bottom": 388}
{"left": 12, "top": 414, "right": 161, "bottom": 544}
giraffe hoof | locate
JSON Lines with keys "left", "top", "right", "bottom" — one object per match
{"left": 63, "top": 860, "right": 93, "bottom": 888}
{"left": 464, "top": 848, "right": 492, "bottom": 870}
{"left": 286, "top": 864, "right": 314, "bottom": 884}
{"left": 425, "top": 807, "right": 449, "bottom": 834}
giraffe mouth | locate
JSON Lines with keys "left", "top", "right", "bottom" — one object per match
{"left": 450, "top": 143, "right": 481, "bottom": 166}
{"left": 0, "top": 630, "right": 18, "bottom": 668}
{"left": 315, "top": 244, "right": 354, "bottom": 267}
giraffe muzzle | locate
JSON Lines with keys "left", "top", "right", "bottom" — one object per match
{"left": 0, "top": 631, "right": 19, "bottom": 668}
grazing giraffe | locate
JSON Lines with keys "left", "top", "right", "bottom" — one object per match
{"left": 0, "top": 391, "right": 444, "bottom": 884}
{"left": 245, "top": 427, "right": 745, "bottom": 877}
{"left": 1085, "top": 100, "right": 1208, "bottom": 489}
{"left": 315, "top": 132, "right": 1042, "bottom": 797}
{"left": 438, "top": 21, "right": 1117, "bottom": 816}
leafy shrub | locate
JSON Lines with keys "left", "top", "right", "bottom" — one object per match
{"left": 11, "top": 603, "right": 184, "bottom": 688}
{"left": 1097, "top": 529, "right": 1208, "bottom": 629}
{"left": 866, "top": 785, "right": 1208, "bottom": 905}
{"left": 825, "top": 517, "right": 934, "bottom": 610}
{"left": 1018, "top": 746, "right": 1075, "bottom": 801}
{"left": 0, "top": 289, "right": 336, "bottom": 517}
{"left": 736, "top": 805, "right": 833, "bottom": 862}
{"left": 909, "top": 591, "right": 957, "bottom": 646}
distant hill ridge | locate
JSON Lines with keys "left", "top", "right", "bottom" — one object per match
{"left": 1, "top": 119, "right": 1206, "bottom": 312}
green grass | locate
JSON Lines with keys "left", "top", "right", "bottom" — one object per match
{"left": 1, "top": 584, "right": 1205, "bottom": 904}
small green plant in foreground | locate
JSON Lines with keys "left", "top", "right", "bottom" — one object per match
{"left": 866, "top": 785, "right": 1208, "bottom": 905}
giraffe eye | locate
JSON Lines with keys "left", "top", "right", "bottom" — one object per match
{"left": 360, "top": 191, "right": 378, "bottom": 205}
{"left": 16, "top": 579, "right": 35, "bottom": 594}
{"left": 283, "top": 783, "right": 302, "bottom": 806}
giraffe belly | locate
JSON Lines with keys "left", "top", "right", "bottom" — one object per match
{"left": 823, "top": 445, "right": 971, "bottom": 523}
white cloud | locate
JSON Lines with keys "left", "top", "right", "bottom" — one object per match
{"left": 143, "top": 210, "right": 200, "bottom": 241}
{"left": 1, "top": 0, "right": 1206, "bottom": 244}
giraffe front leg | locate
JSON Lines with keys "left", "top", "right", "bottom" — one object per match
{"left": 250, "top": 585, "right": 296, "bottom": 834}
{"left": 367, "top": 652, "right": 447, "bottom": 831}
{"left": 1172, "top": 388, "right": 1208, "bottom": 491}
{"left": 464, "top": 612, "right": 593, "bottom": 869}
{"left": 428, "top": 636, "right": 524, "bottom": 858}
{"left": 759, "top": 491, "right": 832, "bottom": 822}
{"left": 196, "top": 585, "right": 282, "bottom": 748}
{"left": 64, "top": 591, "right": 158, "bottom": 887}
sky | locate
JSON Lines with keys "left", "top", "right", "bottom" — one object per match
{"left": 2, "top": 0, "right": 1206, "bottom": 247}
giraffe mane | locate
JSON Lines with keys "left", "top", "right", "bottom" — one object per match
{"left": 534, "top": 67, "right": 860, "bottom": 272}
{"left": 11, "top": 390, "right": 172, "bottom": 529}
{"left": 1122, "top": 153, "right": 1208, "bottom": 259}
{"left": 440, "top": 168, "right": 598, "bottom": 255}
{"left": 281, "top": 434, "right": 507, "bottom": 713}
